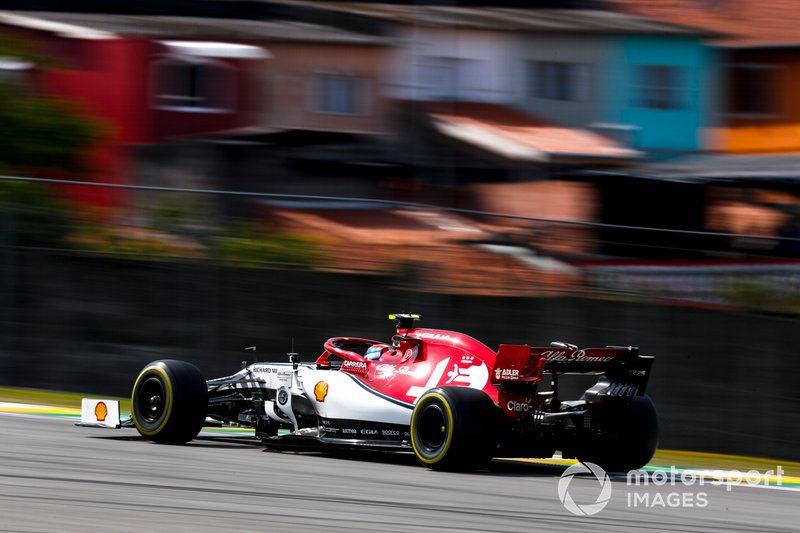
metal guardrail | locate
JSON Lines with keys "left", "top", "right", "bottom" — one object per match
{"left": 586, "top": 262, "right": 800, "bottom": 307}
{"left": 3, "top": 174, "right": 800, "bottom": 244}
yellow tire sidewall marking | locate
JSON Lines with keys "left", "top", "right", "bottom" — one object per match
{"left": 411, "top": 392, "right": 454, "bottom": 465}
{"left": 131, "top": 365, "right": 174, "bottom": 436}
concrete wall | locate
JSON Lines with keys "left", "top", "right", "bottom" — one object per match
{"left": 2, "top": 252, "right": 799, "bottom": 461}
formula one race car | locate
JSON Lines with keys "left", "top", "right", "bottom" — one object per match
{"left": 80, "top": 314, "right": 658, "bottom": 471}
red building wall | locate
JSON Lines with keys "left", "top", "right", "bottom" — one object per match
{"left": 10, "top": 28, "right": 263, "bottom": 210}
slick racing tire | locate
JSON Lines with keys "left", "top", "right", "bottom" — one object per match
{"left": 131, "top": 359, "right": 208, "bottom": 444}
{"left": 410, "top": 387, "right": 500, "bottom": 471}
{"left": 578, "top": 395, "right": 659, "bottom": 472}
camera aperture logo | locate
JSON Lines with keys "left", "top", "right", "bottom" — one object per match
{"left": 557, "top": 463, "right": 785, "bottom": 516}
{"left": 558, "top": 462, "right": 612, "bottom": 516}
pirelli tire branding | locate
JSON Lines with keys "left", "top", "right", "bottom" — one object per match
{"left": 319, "top": 418, "right": 409, "bottom": 442}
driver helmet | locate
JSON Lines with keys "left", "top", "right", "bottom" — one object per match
{"left": 364, "top": 343, "right": 391, "bottom": 361}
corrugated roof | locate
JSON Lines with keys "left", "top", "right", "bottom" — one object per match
{"left": 270, "top": 0, "right": 714, "bottom": 35}
{"left": 591, "top": 153, "right": 800, "bottom": 182}
{"left": 0, "top": 11, "right": 388, "bottom": 45}
{"left": 609, "top": 0, "right": 800, "bottom": 47}
{"left": 421, "top": 101, "right": 639, "bottom": 162}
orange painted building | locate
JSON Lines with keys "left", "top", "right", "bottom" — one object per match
{"left": 711, "top": 48, "right": 800, "bottom": 153}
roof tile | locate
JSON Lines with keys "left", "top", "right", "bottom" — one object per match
{"left": 609, "top": 0, "right": 800, "bottom": 46}
{"left": 422, "top": 101, "right": 638, "bottom": 161}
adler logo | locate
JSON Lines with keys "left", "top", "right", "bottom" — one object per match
{"left": 494, "top": 368, "right": 520, "bottom": 380}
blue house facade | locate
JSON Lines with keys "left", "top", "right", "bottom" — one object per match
{"left": 608, "top": 35, "right": 717, "bottom": 156}
{"left": 516, "top": 31, "right": 716, "bottom": 158}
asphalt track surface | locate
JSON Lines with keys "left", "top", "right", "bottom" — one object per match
{"left": 1, "top": 414, "right": 797, "bottom": 532}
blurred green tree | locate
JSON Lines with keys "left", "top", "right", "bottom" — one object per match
{"left": 0, "top": 32, "right": 104, "bottom": 174}
{"left": 0, "top": 33, "right": 106, "bottom": 245}
{"left": 0, "top": 84, "right": 103, "bottom": 174}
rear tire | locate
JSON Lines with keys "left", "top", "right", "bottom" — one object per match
{"left": 579, "top": 395, "right": 659, "bottom": 472}
{"left": 410, "top": 387, "right": 500, "bottom": 471}
{"left": 131, "top": 359, "right": 208, "bottom": 444}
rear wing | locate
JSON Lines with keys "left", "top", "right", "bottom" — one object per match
{"left": 535, "top": 345, "right": 645, "bottom": 373}
{"left": 493, "top": 343, "right": 654, "bottom": 396}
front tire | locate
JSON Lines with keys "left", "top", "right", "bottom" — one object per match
{"left": 131, "top": 360, "right": 208, "bottom": 444}
{"left": 410, "top": 387, "right": 500, "bottom": 471}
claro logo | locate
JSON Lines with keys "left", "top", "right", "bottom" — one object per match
{"left": 507, "top": 399, "right": 531, "bottom": 412}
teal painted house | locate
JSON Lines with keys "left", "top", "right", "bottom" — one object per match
{"left": 517, "top": 30, "right": 716, "bottom": 158}
{"left": 611, "top": 35, "right": 716, "bottom": 155}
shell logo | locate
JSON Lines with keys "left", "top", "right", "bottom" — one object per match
{"left": 314, "top": 381, "right": 329, "bottom": 403}
{"left": 95, "top": 401, "right": 108, "bottom": 422}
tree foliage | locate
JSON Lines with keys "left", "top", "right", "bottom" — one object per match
{"left": 0, "top": 83, "right": 104, "bottom": 174}
{"left": 0, "top": 31, "right": 105, "bottom": 173}
{"left": 0, "top": 32, "right": 107, "bottom": 245}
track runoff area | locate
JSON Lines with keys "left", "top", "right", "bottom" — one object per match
{"left": 3, "top": 402, "right": 797, "bottom": 488}
{"left": 3, "top": 401, "right": 797, "bottom": 497}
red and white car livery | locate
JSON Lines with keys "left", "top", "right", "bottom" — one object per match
{"left": 80, "top": 314, "right": 659, "bottom": 471}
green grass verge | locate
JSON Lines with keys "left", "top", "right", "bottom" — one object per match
{"left": 0, "top": 386, "right": 131, "bottom": 413}
{"left": 651, "top": 449, "right": 800, "bottom": 478}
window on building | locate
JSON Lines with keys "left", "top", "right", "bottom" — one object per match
{"left": 313, "top": 74, "right": 367, "bottom": 115}
{"left": 0, "top": 57, "right": 33, "bottom": 87}
{"left": 635, "top": 65, "right": 684, "bottom": 110}
{"left": 527, "top": 61, "right": 592, "bottom": 102}
{"left": 152, "top": 57, "right": 234, "bottom": 112}
{"left": 419, "top": 57, "right": 457, "bottom": 98}
{"left": 418, "top": 57, "right": 482, "bottom": 99}
{"left": 727, "top": 64, "right": 776, "bottom": 116}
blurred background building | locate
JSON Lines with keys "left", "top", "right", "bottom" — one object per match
{"left": 1, "top": 0, "right": 800, "bottom": 460}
